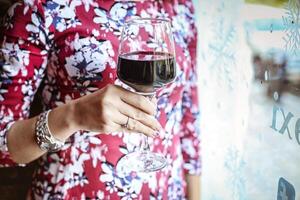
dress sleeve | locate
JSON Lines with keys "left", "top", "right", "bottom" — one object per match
{"left": 180, "top": 10, "right": 201, "bottom": 175}
{"left": 0, "top": 0, "right": 50, "bottom": 167}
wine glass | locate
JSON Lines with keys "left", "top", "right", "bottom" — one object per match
{"left": 116, "top": 18, "right": 176, "bottom": 173}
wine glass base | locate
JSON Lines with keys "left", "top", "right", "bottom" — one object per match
{"left": 116, "top": 151, "right": 167, "bottom": 174}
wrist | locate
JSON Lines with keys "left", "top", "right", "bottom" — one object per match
{"left": 48, "top": 102, "right": 79, "bottom": 141}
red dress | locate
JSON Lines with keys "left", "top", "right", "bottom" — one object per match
{"left": 0, "top": 0, "right": 200, "bottom": 199}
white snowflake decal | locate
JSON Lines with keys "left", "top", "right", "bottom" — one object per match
{"left": 224, "top": 146, "right": 246, "bottom": 200}
{"left": 207, "top": 2, "right": 237, "bottom": 89}
{"left": 282, "top": 0, "right": 300, "bottom": 56}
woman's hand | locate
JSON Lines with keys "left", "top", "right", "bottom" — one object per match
{"left": 68, "top": 84, "right": 162, "bottom": 137}
{"left": 7, "top": 84, "right": 161, "bottom": 164}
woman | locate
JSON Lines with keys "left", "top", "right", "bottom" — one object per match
{"left": 0, "top": 0, "right": 200, "bottom": 199}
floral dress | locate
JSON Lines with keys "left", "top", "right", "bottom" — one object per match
{"left": 0, "top": 0, "right": 200, "bottom": 199}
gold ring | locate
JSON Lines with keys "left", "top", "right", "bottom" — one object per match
{"left": 123, "top": 116, "right": 130, "bottom": 129}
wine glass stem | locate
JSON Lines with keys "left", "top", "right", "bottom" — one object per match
{"left": 141, "top": 135, "right": 150, "bottom": 151}
{"left": 140, "top": 94, "right": 155, "bottom": 152}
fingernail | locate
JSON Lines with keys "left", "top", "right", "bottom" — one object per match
{"left": 154, "top": 131, "right": 160, "bottom": 137}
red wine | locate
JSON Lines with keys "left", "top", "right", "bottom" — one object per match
{"left": 117, "top": 51, "right": 176, "bottom": 94}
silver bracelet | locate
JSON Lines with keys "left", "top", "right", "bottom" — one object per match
{"left": 35, "top": 110, "right": 65, "bottom": 152}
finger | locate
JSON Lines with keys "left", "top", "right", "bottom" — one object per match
{"left": 109, "top": 108, "right": 129, "bottom": 126}
{"left": 149, "top": 96, "right": 158, "bottom": 106}
{"left": 116, "top": 87, "right": 156, "bottom": 115}
{"left": 110, "top": 108, "right": 161, "bottom": 137}
{"left": 110, "top": 114, "right": 156, "bottom": 137}
{"left": 118, "top": 101, "right": 162, "bottom": 131}
{"left": 125, "top": 117, "right": 157, "bottom": 138}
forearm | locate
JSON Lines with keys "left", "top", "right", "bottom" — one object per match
{"left": 7, "top": 102, "right": 77, "bottom": 164}
{"left": 186, "top": 174, "right": 201, "bottom": 200}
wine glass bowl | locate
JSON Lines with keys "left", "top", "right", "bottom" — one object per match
{"left": 117, "top": 18, "right": 176, "bottom": 95}
{"left": 116, "top": 18, "right": 176, "bottom": 173}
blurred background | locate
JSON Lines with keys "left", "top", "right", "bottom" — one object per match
{"left": 197, "top": 0, "right": 300, "bottom": 199}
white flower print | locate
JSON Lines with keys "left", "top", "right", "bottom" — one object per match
{"left": 90, "top": 146, "right": 108, "bottom": 168}
{"left": 93, "top": 7, "right": 108, "bottom": 24}
{"left": 93, "top": 8, "right": 112, "bottom": 33}
{"left": 122, "top": 174, "right": 143, "bottom": 195}
{"left": 172, "top": 5, "right": 194, "bottom": 47}
{"left": 81, "top": 0, "right": 97, "bottom": 12}
{"left": 147, "top": 37, "right": 168, "bottom": 52}
{"left": 100, "top": 163, "right": 122, "bottom": 194}
{"left": 33, "top": 67, "right": 45, "bottom": 88}
{"left": 145, "top": 172, "right": 157, "bottom": 194}
{"left": 118, "top": 186, "right": 138, "bottom": 200}
{"left": 44, "top": 0, "right": 82, "bottom": 32}
{"left": 162, "top": 153, "right": 173, "bottom": 173}
{"left": 162, "top": 131, "right": 173, "bottom": 147}
{"left": 158, "top": 8, "right": 169, "bottom": 19}
{"left": 20, "top": 79, "right": 34, "bottom": 116}
{"left": 184, "top": 159, "right": 201, "bottom": 175}
{"left": 96, "top": 190, "right": 105, "bottom": 199}
{"left": 93, "top": 3, "right": 137, "bottom": 36}
{"left": 21, "top": 80, "right": 34, "bottom": 96}
{"left": 26, "top": 11, "right": 54, "bottom": 49}
{"left": 0, "top": 82, "right": 7, "bottom": 101}
{"left": 72, "top": 172, "right": 89, "bottom": 187}
{"left": 0, "top": 107, "right": 14, "bottom": 129}
{"left": 162, "top": 122, "right": 175, "bottom": 147}
{"left": 144, "top": 4, "right": 157, "bottom": 18}
{"left": 1, "top": 42, "right": 29, "bottom": 77}
{"left": 65, "top": 35, "right": 115, "bottom": 80}
{"left": 0, "top": 106, "right": 14, "bottom": 151}
{"left": 121, "top": 132, "right": 141, "bottom": 152}
{"left": 66, "top": 17, "right": 82, "bottom": 29}
{"left": 55, "top": 153, "right": 90, "bottom": 190}
{"left": 126, "top": 37, "right": 142, "bottom": 52}
{"left": 4, "top": 3, "right": 20, "bottom": 29}
{"left": 33, "top": 180, "right": 54, "bottom": 200}
{"left": 91, "top": 29, "right": 100, "bottom": 37}
{"left": 181, "top": 138, "right": 196, "bottom": 158}
{"left": 23, "top": 0, "right": 35, "bottom": 14}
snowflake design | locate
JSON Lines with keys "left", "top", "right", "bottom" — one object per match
{"left": 208, "top": 2, "right": 237, "bottom": 89}
{"left": 282, "top": 0, "right": 300, "bottom": 56}
{"left": 224, "top": 146, "right": 247, "bottom": 200}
